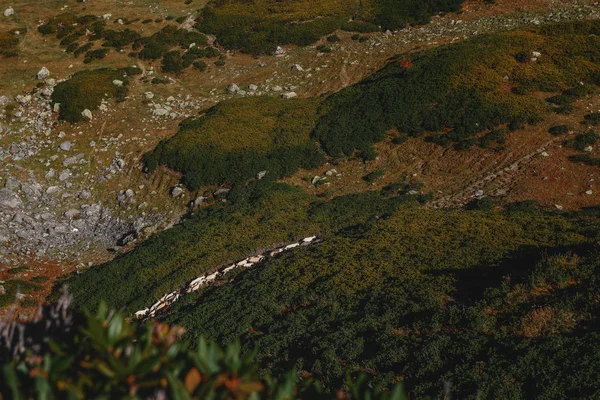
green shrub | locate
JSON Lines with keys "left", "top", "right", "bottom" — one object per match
{"left": 83, "top": 48, "right": 109, "bottom": 63}
{"left": 569, "top": 153, "right": 600, "bottom": 166}
{"left": 363, "top": 170, "right": 385, "bottom": 183}
{"left": 341, "top": 20, "right": 380, "bottom": 33}
{"left": 193, "top": 60, "right": 208, "bottom": 71}
{"left": 162, "top": 50, "right": 184, "bottom": 73}
{"left": 314, "top": 21, "right": 600, "bottom": 158}
{"left": 0, "top": 298, "right": 407, "bottom": 399}
{"left": 143, "top": 97, "right": 325, "bottom": 189}
{"left": 564, "top": 131, "right": 599, "bottom": 150}
{"left": 326, "top": 34, "right": 341, "bottom": 42}
{"left": 548, "top": 125, "right": 570, "bottom": 136}
{"left": 52, "top": 68, "right": 136, "bottom": 122}
{"left": 584, "top": 113, "right": 600, "bottom": 125}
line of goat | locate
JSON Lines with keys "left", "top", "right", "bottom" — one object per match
{"left": 134, "top": 236, "right": 320, "bottom": 319}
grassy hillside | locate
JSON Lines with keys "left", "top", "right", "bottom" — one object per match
{"left": 67, "top": 180, "right": 417, "bottom": 313}
{"left": 314, "top": 20, "right": 600, "bottom": 157}
{"left": 163, "top": 206, "right": 600, "bottom": 398}
{"left": 143, "top": 97, "right": 325, "bottom": 189}
{"left": 197, "top": 0, "right": 465, "bottom": 53}
{"left": 144, "top": 20, "right": 600, "bottom": 189}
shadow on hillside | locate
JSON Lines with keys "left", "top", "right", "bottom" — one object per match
{"left": 429, "top": 242, "right": 597, "bottom": 304}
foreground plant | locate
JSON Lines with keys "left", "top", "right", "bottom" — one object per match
{"left": 0, "top": 289, "right": 406, "bottom": 399}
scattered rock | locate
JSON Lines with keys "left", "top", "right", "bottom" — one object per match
{"left": 59, "top": 141, "right": 73, "bottom": 151}
{"left": 64, "top": 209, "right": 81, "bottom": 219}
{"left": 171, "top": 186, "right": 184, "bottom": 198}
{"left": 0, "top": 188, "right": 22, "bottom": 209}
{"left": 555, "top": 204, "right": 564, "bottom": 210}
{"left": 37, "top": 67, "right": 50, "bottom": 80}
{"left": 45, "top": 186, "right": 60, "bottom": 195}
{"left": 58, "top": 170, "right": 71, "bottom": 181}
{"left": 81, "top": 109, "right": 93, "bottom": 120}
{"left": 3, "top": 7, "right": 14, "bottom": 17}
{"left": 281, "top": 92, "right": 297, "bottom": 99}
{"left": 214, "top": 188, "right": 230, "bottom": 196}
{"left": 274, "top": 46, "right": 285, "bottom": 56}
{"left": 15, "top": 95, "right": 31, "bottom": 106}
{"left": 227, "top": 83, "right": 240, "bottom": 94}
{"left": 257, "top": 170, "right": 267, "bottom": 180}
{"left": 113, "top": 79, "right": 124, "bottom": 87}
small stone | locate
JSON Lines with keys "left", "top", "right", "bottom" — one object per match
{"left": 46, "top": 186, "right": 60, "bottom": 195}
{"left": 58, "top": 170, "right": 71, "bottom": 181}
{"left": 3, "top": 7, "right": 14, "bottom": 17}
{"left": 257, "top": 170, "right": 267, "bottom": 180}
{"left": 227, "top": 83, "right": 240, "bottom": 94}
{"left": 64, "top": 209, "right": 81, "bottom": 219}
{"left": 171, "top": 186, "right": 184, "bottom": 197}
{"left": 555, "top": 204, "right": 564, "bottom": 210}
{"left": 281, "top": 92, "right": 297, "bottom": 99}
{"left": 113, "top": 79, "right": 124, "bottom": 87}
{"left": 59, "top": 141, "right": 73, "bottom": 151}
{"left": 37, "top": 67, "right": 50, "bottom": 80}
{"left": 586, "top": 190, "right": 594, "bottom": 195}
{"left": 81, "top": 109, "right": 92, "bottom": 120}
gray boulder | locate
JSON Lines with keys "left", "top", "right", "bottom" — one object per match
{"left": 0, "top": 188, "right": 22, "bottom": 209}
{"left": 37, "top": 67, "right": 50, "bottom": 80}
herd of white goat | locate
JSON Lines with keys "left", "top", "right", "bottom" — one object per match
{"left": 134, "top": 236, "right": 320, "bottom": 319}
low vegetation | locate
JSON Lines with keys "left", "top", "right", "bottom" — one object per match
{"left": 66, "top": 180, "right": 421, "bottom": 314}
{"left": 51, "top": 67, "right": 141, "bottom": 122}
{"left": 196, "top": 0, "right": 465, "bottom": 54}
{"left": 143, "top": 97, "right": 325, "bottom": 189}
{"left": 37, "top": 15, "right": 217, "bottom": 71}
{"left": 163, "top": 205, "right": 600, "bottom": 398}
{"left": 64, "top": 171, "right": 600, "bottom": 398}
{"left": 314, "top": 20, "right": 600, "bottom": 157}
{"left": 1, "top": 293, "right": 406, "bottom": 399}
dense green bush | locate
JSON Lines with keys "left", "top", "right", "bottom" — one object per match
{"left": 143, "top": 97, "right": 325, "bottom": 189}
{"left": 162, "top": 50, "right": 184, "bottom": 73}
{"left": 564, "top": 131, "right": 599, "bottom": 150}
{"left": 196, "top": 8, "right": 345, "bottom": 55}
{"left": 341, "top": 20, "right": 380, "bottom": 33}
{"left": 52, "top": 67, "right": 139, "bottom": 122}
{"left": 314, "top": 21, "right": 600, "bottom": 157}
{"left": 161, "top": 206, "right": 599, "bottom": 397}
{"left": 548, "top": 125, "right": 570, "bottom": 136}
{"left": 569, "top": 153, "right": 600, "bottom": 166}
